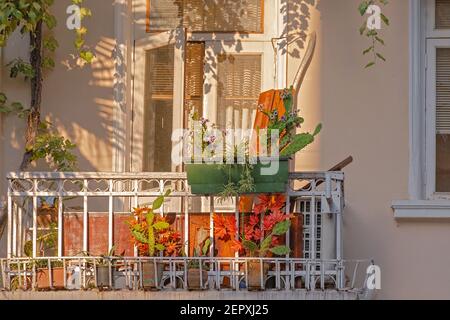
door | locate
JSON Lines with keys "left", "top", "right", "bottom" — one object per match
{"left": 132, "top": 28, "right": 186, "bottom": 173}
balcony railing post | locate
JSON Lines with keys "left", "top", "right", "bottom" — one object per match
{"left": 58, "top": 195, "right": 63, "bottom": 257}
{"left": 108, "top": 179, "right": 114, "bottom": 253}
{"left": 7, "top": 194, "right": 12, "bottom": 259}
{"left": 32, "top": 180, "right": 37, "bottom": 258}
{"left": 83, "top": 179, "right": 88, "bottom": 253}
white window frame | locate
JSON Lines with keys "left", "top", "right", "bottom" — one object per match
{"left": 425, "top": 39, "right": 450, "bottom": 199}
{"left": 393, "top": 0, "right": 450, "bottom": 218}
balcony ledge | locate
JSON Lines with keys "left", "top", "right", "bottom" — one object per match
{"left": 392, "top": 200, "right": 450, "bottom": 219}
{"left": 0, "top": 290, "right": 361, "bottom": 301}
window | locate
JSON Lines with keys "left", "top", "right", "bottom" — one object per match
{"left": 133, "top": 0, "right": 283, "bottom": 173}
{"left": 147, "top": 0, "right": 264, "bottom": 33}
{"left": 217, "top": 54, "right": 261, "bottom": 130}
{"left": 425, "top": 0, "right": 450, "bottom": 197}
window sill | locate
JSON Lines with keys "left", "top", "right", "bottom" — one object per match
{"left": 392, "top": 200, "right": 450, "bottom": 219}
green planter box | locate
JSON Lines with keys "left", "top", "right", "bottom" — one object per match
{"left": 185, "top": 157, "right": 289, "bottom": 195}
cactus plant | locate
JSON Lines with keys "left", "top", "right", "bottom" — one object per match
{"left": 127, "top": 190, "right": 181, "bottom": 257}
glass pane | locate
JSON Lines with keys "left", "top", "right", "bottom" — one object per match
{"left": 436, "top": 0, "right": 450, "bottom": 29}
{"left": 143, "top": 45, "right": 175, "bottom": 172}
{"left": 148, "top": 0, "right": 263, "bottom": 33}
{"left": 436, "top": 48, "right": 450, "bottom": 192}
{"left": 217, "top": 54, "right": 261, "bottom": 130}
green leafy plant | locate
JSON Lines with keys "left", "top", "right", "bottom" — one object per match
{"left": 0, "top": 0, "right": 94, "bottom": 171}
{"left": 71, "top": 0, "right": 95, "bottom": 64}
{"left": 359, "top": 0, "right": 390, "bottom": 68}
{"left": 260, "top": 88, "right": 322, "bottom": 157}
{"left": 126, "top": 190, "right": 182, "bottom": 257}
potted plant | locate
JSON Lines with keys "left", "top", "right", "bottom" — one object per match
{"left": 35, "top": 259, "right": 65, "bottom": 290}
{"left": 187, "top": 227, "right": 211, "bottom": 290}
{"left": 126, "top": 190, "right": 182, "bottom": 290}
{"left": 185, "top": 89, "right": 322, "bottom": 196}
{"left": 95, "top": 246, "right": 117, "bottom": 290}
{"left": 215, "top": 194, "right": 292, "bottom": 290}
{"left": 23, "top": 223, "right": 65, "bottom": 290}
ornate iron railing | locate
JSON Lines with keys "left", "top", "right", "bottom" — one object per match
{"left": 1, "top": 171, "right": 365, "bottom": 293}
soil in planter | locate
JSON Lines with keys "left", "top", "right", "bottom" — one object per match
{"left": 36, "top": 267, "right": 65, "bottom": 290}
{"left": 247, "top": 260, "right": 270, "bottom": 291}
{"left": 187, "top": 268, "right": 209, "bottom": 290}
{"left": 141, "top": 261, "right": 164, "bottom": 290}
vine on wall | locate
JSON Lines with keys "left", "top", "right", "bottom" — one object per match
{"left": 359, "top": 0, "right": 390, "bottom": 68}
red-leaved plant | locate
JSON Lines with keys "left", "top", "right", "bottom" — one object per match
{"left": 214, "top": 194, "right": 292, "bottom": 257}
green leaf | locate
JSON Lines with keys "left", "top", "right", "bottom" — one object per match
{"left": 146, "top": 212, "right": 155, "bottom": 226}
{"left": 131, "top": 230, "right": 148, "bottom": 244}
{"left": 313, "top": 123, "right": 322, "bottom": 137}
{"left": 152, "top": 195, "right": 165, "bottom": 210}
{"left": 153, "top": 221, "right": 169, "bottom": 231}
{"left": 363, "top": 46, "right": 373, "bottom": 55}
{"left": 272, "top": 220, "right": 291, "bottom": 236}
{"left": 375, "top": 36, "right": 385, "bottom": 45}
{"left": 243, "top": 240, "right": 258, "bottom": 254}
{"left": 358, "top": 1, "right": 370, "bottom": 16}
{"left": 202, "top": 238, "right": 211, "bottom": 256}
{"left": 376, "top": 53, "right": 386, "bottom": 61}
{"left": 270, "top": 245, "right": 291, "bottom": 256}
{"left": 280, "top": 133, "right": 315, "bottom": 157}
{"left": 380, "top": 13, "right": 390, "bottom": 26}
{"left": 155, "top": 244, "right": 165, "bottom": 252}
{"left": 260, "top": 236, "right": 272, "bottom": 253}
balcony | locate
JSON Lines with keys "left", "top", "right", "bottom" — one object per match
{"left": 0, "top": 172, "right": 374, "bottom": 300}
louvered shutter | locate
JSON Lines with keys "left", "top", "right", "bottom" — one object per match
{"left": 217, "top": 54, "right": 261, "bottom": 132}
{"left": 184, "top": 42, "right": 205, "bottom": 127}
{"left": 436, "top": 48, "right": 450, "bottom": 134}
{"left": 436, "top": 48, "right": 450, "bottom": 192}
{"left": 436, "top": 0, "right": 450, "bottom": 29}
{"left": 147, "top": 0, "right": 263, "bottom": 33}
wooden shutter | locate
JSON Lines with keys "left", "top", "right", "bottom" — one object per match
{"left": 436, "top": 0, "right": 450, "bottom": 29}
{"left": 147, "top": 0, "right": 263, "bottom": 33}
{"left": 436, "top": 48, "right": 450, "bottom": 134}
{"left": 436, "top": 48, "right": 450, "bottom": 192}
{"left": 217, "top": 54, "right": 261, "bottom": 130}
{"left": 184, "top": 42, "right": 205, "bottom": 127}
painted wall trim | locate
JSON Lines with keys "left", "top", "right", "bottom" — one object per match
{"left": 408, "top": 0, "right": 426, "bottom": 200}
{"left": 112, "top": 0, "right": 132, "bottom": 173}
{"left": 393, "top": 200, "right": 450, "bottom": 219}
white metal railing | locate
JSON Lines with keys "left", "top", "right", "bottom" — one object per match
{"left": 0, "top": 256, "right": 374, "bottom": 292}
{"left": 3, "top": 171, "right": 354, "bottom": 292}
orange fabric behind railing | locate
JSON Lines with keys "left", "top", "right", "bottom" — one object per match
{"left": 240, "top": 89, "right": 289, "bottom": 212}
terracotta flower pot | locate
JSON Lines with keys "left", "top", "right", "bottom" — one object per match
{"left": 36, "top": 267, "right": 65, "bottom": 290}
{"left": 141, "top": 261, "right": 164, "bottom": 290}
{"left": 187, "top": 268, "right": 208, "bottom": 290}
{"left": 247, "top": 260, "right": 269, "bottom": 291}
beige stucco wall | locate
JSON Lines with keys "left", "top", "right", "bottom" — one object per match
{"left": 1, "top": 0, "right": 450, "bottom": 299}
{"left": 289, "top": 0, "right": 450, "bottom": 299}
{"left": 0, "top": 0, "right": 115, "bottom": 174}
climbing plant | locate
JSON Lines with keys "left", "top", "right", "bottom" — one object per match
{"left": 0, "top": 0, "right": 93, "bottom": 171}
{"left": 359, "top": 0, "right": 390, "bottom": 68}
